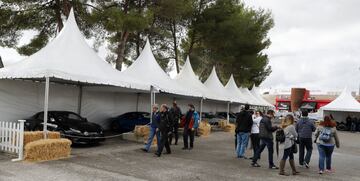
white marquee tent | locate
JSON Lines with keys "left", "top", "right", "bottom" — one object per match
{"left": 224, "top": 75, "right": 246, "bottom": 104}
{"left": 239, "top": 87, "right": 262, "bottom": 106}
{"left": 0, "top": 9, "right": 150, "bottom": 133}
{"left": 250, "top": 86, "right": 275, "bottom": 108}
{"left": 320, "top": 87, "right": 360, "bottom": 122}
{"left": 174, "top": 57, "right": 223, "bottom": 101}
{"left": 320, "top": 87, "right": 360, "bottom": 113}
{"left": 122, "top": 40, "right": 200, "bottom": 98}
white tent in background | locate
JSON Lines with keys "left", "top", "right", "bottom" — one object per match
{"left": 0, "top": 9, "right": 148, "bottom": 91}
{"left": 122, "top": 40, "right": 201, "bottom": 98}
{"left": 174, "top": 57, "right": 223, "bottom": 101}
{"left": 250, "top": 86, "right": 275, "bottom": 108}
{"left": 224, "top": 75, "right": 246, "bottom": 103}
{"left": 240, "top": 87, "right": 262, "bottom": 106}
{"left": 320, "top": 87, "right": 360, "bottom": 112}
{"left": 0, "top": 9, "right": 150, "bottom": 135}
{"left": 203, "top": 67, "right": 230, "bottom": 102}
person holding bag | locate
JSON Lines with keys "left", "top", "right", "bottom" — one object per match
{"left": 279, "top": 114, "right": 300, "bottom": 176}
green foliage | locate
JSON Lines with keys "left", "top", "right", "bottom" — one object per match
{"left": 182, "top": 0, "right": 273, "bottom": 87}
{"left": 0, "top": 0, "right": 273, "bottom": 86}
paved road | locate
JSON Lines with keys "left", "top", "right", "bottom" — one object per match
{"left": 0, "top": 131, "right": 359, "bottom": 181}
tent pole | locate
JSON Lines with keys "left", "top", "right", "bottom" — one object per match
{"left": 227, "top": 102, "right": 230, "bottom": 124}
{"left": 43, "top": 77, "right": 50, "bottom": 139}
{"left": 77, "top": 85, "right": 83, "bottom": 115}
{"left": 136, "top": 93, "right": 140, "bottom": 112}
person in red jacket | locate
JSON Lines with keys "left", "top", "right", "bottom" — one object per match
{"left": 181, "top": 104, "right": 199, "bottom": 150}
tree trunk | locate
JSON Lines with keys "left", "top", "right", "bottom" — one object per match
{"left": 136, "top": 33, "right": 141, "bottom": 56}
{"left": 115, "top": 31, "right": 130, "bottom": 71}
{"left": 171, "top": 21, "right": 180, "bottom": 73}
{"left": 55, "top": 0, "right": 64, "bottom": 32}
{"left": 0, "top": 55, "right": 4, "bottom": 68}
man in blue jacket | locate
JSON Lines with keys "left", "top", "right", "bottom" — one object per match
{"left": 296, "top": 110, "right": 316, "bottom": 168}
{"left": 182, "top": 104, "right": 199, "bottom": 150}
{"left": 141, "top": 104, "right": 161, "bottom": 152}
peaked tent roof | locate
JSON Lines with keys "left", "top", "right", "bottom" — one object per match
{"left": 203, "top": 67, "right": 230, "bottom": 102}
{"left": 174, "top": 57, "right": 223, "bottom": 101}
{"left": 320, "top": 87, "right": 360, "bottom": 112}
{"left": 250, "top": 86, "right": 275, "bottom": 108}
{"left": 224, "top": 75, "right": 247, "bottom": 103}
{"left": 122, "top": 40, "right": 201, "bottom": 97}
{"left": 240, "top": 87, "right": 262, "bottom": 106}
{"left": 0, "top": 9, "right": 148, "bottom": 91}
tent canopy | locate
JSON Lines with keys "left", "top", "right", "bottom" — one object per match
{"left": 203, "top": 67, "right": 230, "bottom": 102}
{"left": 240, "top": 87, "right": 262, "bottom": 106}
{"left": 224, "top": 75, "right": 246, "bottom": 103}
{"left": 122, "top": 40, "right": 200, "bottom": 97}
{"left": 174, "top": 57, "right": 223, "bottom": 101}
{"left": 250, "top": 86, "right": 275, "bottom": 108}
{"left": 320, "top": 87, "right": 360, "bottom": 112}
{"left": 0, "top": 9, "right": 149, "bottom": 91}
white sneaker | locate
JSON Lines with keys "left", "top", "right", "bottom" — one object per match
{"left": 304, "top": 162, "right": 309, "bottom": 168}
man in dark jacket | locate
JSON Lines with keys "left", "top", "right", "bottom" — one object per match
{"left": 252, "top": 109, "right": 279, "bottom": 169}
{"left": 168, "top": 101, "right": 182, "bottom": 145}
{"left": 182, "top": 104, "right": 199, "bottom": 150}
{"left": 295, "top": 110, "right": 316, "bottom": 168}
{"left": 235, "top": 104, "right": 253, "bottom": 159}
{"left": 155, "top": 104, "right": 171, "bottom": 157}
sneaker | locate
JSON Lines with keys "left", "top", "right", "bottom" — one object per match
{"left": 141, "top": 148, "right": 148, "bottom": 153}
{"left": 182, "top": 147, "right": 188, "bottom": 150}
{"left": 154, "top": 153, "right": 161, "bottom": 157}
{"left": 269, "top": 165, "right": 279, "bottom": 169}
{"left": 251, "top": 162, "right": 261, "bottom": 167}
{"left": 304, "top": 162, "right": 309, "bottom": 168}
{"left": 325, "top": 169, "right": 334, "bottom": 173}
{"left": 319, "top": 170, "right": 324, "bottom": 174}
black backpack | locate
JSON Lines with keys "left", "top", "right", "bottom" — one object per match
{"left": 276, "top": 129, "right": 286, "bottom": 143}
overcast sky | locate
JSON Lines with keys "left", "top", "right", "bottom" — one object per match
{"left": 1, "top": 1, "right": 360, "bottom": 93}
{"left": 243, "top": 0, "right": 360, "bottom": 93}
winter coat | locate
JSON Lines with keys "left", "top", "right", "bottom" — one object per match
{"left": 259, "top": 115, "right": 277, "bottom": 139}
{"left": 235, "top": 110, "right": 253, "bottom": 133}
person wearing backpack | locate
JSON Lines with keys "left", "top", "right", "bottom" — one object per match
{"left": 314, "top": 116, "right": 340, "bottom": 174}
{"left": 251, "top": 110, "right": 280, "bottom": 169}
{"left": 279, "top": 115, "right": 300, "bottom": 176}
{"left": 295, "top": 110, "right": 316, "bottom": 168}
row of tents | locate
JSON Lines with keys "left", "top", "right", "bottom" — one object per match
{"left": 0, "top": 9, "right": 274, "bottom": 129}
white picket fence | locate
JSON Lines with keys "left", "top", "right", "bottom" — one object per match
{"left": 0, "top": 120, "right": 25, "bottom": 161}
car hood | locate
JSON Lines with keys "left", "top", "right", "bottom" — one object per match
{"left": 67, "top": 122, "right": 102, "bottom": 132}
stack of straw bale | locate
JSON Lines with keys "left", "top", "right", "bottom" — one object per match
{"left": 24, "top": 131, "right": 61, "bottom": 145}
{"left": 198, "top": 121, "right": 211, "bottom": 137}
{"left": 24, "top": 138, "right": 71, "bottom": 162}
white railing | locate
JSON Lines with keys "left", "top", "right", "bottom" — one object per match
{"left": 0, "top": 120, "right": 25, "bottom": 161}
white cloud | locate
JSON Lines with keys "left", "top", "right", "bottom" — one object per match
{"left": 244, "top": 0, "right": 360, "bottom": 92}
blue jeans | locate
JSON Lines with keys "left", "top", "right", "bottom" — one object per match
{"left": 236, "top": 132, "right": 249, "bottom": 157}
{"left": 317, "top": 144, "right": 335, "bottom": 171}
{"left": 145, "top": 126, "right": 161, "bottom": 151}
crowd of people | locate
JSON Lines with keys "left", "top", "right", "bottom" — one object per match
{"left": 346, "top": 115, "right": 360, "bottom": 132}
{"left": 141, "top": 101, "right": 200, "bottom": 157}
{"left": 139, "top": 101, "right": 341, "bottom": 176}
{"left": 236, "top": 106, "right": 340, "bottom": 176}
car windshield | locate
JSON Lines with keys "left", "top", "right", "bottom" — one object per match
{"left": 65, "top": 113, "right": 86, "bottom": 122}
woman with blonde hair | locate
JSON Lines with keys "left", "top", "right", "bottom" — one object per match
{"left": 279, "top": 114, "right": 300, "bottom": 176}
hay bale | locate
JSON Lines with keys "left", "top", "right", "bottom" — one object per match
{"left": 219, "top": 120, "right": 228, "bottom": 129}
{"left": 198, "top": 121, "right": 211, "bottom": 137}
{"left": 24, "top": 138, "right": 71, "bottom": 162}
{"left": 224, "top": 123, "right": 236, "bottom": 133}
{"left": 24, "top": 131, "right": 61, "bottom": 145}
{"left": 134, "top": 125, "right": 150, "bottom": 137}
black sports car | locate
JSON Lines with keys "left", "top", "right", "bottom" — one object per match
{"left": 25, "top": 111, "right": 105, "bottom": 144}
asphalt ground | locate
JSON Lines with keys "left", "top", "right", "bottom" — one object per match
{"left": 0, "top": 131, "right": 359, "bottom": 181}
